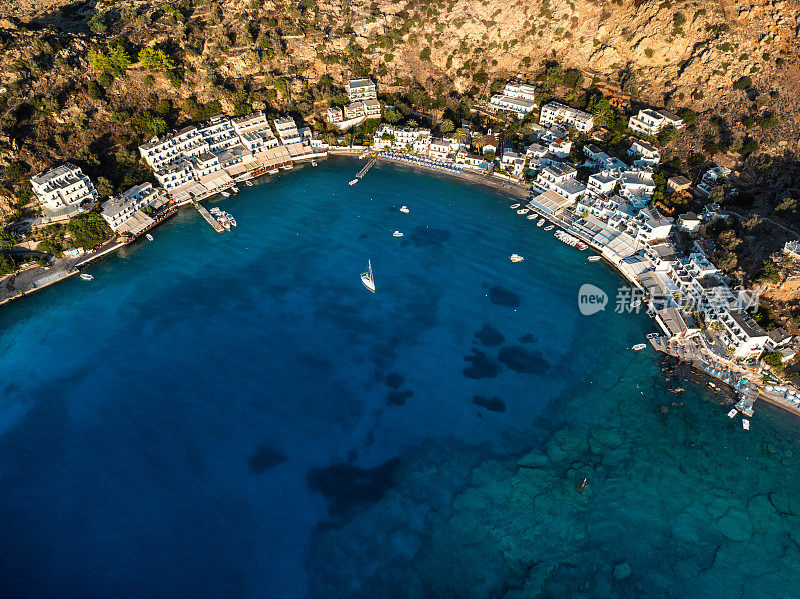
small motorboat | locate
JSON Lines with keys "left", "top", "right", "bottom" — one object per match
{"left": 727, "top": 409, "right": 738, "bottom": 418}
{"left": 537, "top": 219, "right": 545, "bottom": 227}
{"left": 509, "top": 254, "right": 524, "bottom": 262}
{"left": 79, "top": 273, "right": 94, "bottom": 281}
{"left": 221, "top": 191, "right": 230, "bottom": 197}
{"left": 231, "top": 186, "right": 239, "bottom": 194}
{"left": 527, "top": 214, "right": 537, "bottom": 220}
{"left": 587, "top": 255, "right": 601, "bottom": 262}
{"left": 312, "top": 160, "right": 318, "bottom": 167}
{"left": 349, "top": 179, "right": 359, "bottom": 186}
{"left": 632, "top": 343, "right": 647, "bottom": 351}
{"left": 392, "top": 231, "right": 404, "bottom": 237}
{"left": 510, "top": 203, "right": 521, "bottom": 209}
{"left": 742, "top": 419, "right": 750, "bottom": 430}
{"left": 517, "top": 208, "right": 529, "bottom": 215}
{"left": 245, "top": 181, "right": 253, "bottom": 186}
{"left": 544, "top": 225, "right": 555, "bottom": 231}
{"left": 146, "top": 233, "right": 154, "bottom": 242}
{"left": 399, "top": 206, "right": 410, "bottom": 213}
{"left": 646, "top": 333, "right": 660, "bottom": 339}
{"left": 577, "top": 478, "right": 588, "bottom": 494}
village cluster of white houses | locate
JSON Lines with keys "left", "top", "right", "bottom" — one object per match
{"left": 30, "top": 112, "right": 327, "bottom": 235}
{"left": 369, "top": 95, "right": 787, "bottom": 364}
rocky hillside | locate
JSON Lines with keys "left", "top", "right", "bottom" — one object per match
{"left": 0, "top": 0, "right": 798, "bottom": 228}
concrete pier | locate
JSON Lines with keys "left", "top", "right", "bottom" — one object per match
{"left": 192, "top": 200, "right": 225, "bottom": 233}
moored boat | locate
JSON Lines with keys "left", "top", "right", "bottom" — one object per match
{"left": 509, "top": 254, "right": 524, "bottom": 262}
{"left": 221, "top": 191, "right": 230, "bottom": 197}
{"left": 527, "top": 214, "right": 536, "bottom": 220}
{"left": 727, "top": 408, "right": 738, "bottom": 418}
{"left": 544, "top": 225, "right": 555, "bottom": 231}
{"left": 742, "top": 419, "right": 750, "bottom": 430}
{"left": 311, "top": 160, "right": 318, "bottom": 167}
{"left": 537, "top": 218, "right": 545, "bottom": 227}
{"left": 510, "top": 203, "right": 521, "bottom": 209}
{"left": 517, "top": 208, "right": 529, "bottom": 215}
{"left": 349, "top": 179, "right": 359, "bottom": 186}
{"left": 79, "top": 273, "right": 94, "bottom": 281}
{"left": 146, "top": 233, "right": 154, "bottom": 242}
{"left": 588, "top": 255, "right": 601, "bottom": 262}
{"left": 632, "top": 343, "right": 647, "bottom": 351}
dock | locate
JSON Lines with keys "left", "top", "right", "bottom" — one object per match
{"left": 192, "top": 200, "right": 224, "bottom": 233}
{"left": 354, "top": 157, "right": 377, "bottom": 180}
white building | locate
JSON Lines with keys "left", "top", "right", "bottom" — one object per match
{"left": 489, "top": 94, "right": 536, "bottom": 118}
{"left": 191, "top": 151, "right": 222, "bottom": 178}
{"left": 619, "top": 168, "right": 656, "bottom": 202}
{"left": 428, "top": 138, "right": 451, "bottom": 160}
{"left": 155, "top": 159, "right": 196, "bottom": 191}
{"left": 548, "top": 138, "right": 572, "bottom": 158}
{"left": 139, "top": 125, "right": 209, "bottom": 171}
{"left": 627, "top": 207, "right": 673, "bottom": 242}
{"left": 274, "top": 116, "right": 301, "bottom": 146}
{"left": 709, "top": 308, "right": 769, "bottom": 360}
{"left": 347, "top": 78, "right": 378, "bottom": 102}
{"left": 628, "top": 108, "right": 685, "bottom": 136}
{"left": 629, "top": 139, "right": 661, "bottom": 165}
{"left": 504, "top": 82, "right": 537, "bottom": 101}
{"left": 539, "top": 102, "right": 594, "bottom": 133}
{"left": 326, "top": 106, "right": 343, "bottom": 124}
{"left": 534, "top": 163, "right": 585, "bottom": 201}
{"left": 500, "top": 151, "right": 526, "bottom": 176}
{"left": 30, "top": 163, "right": 99, "bottom": 218}
{"left": 678, "top": 212, "right": 702, "bottom": 233}
{"left": 101, "top": 182, "right": 161, "bottom": 231}
{"left": 198, "top": 115, "right": 238, "bottom": 153}
{"left": 587, "top": 171, "right": 618, "bottom": 197}
{"left": 363, "top": 99, "right": 381, "bottom": 118}
{"left": 702, "top": 166, "right": 732, "bottom": 184}
{"left": 344, "top": 101, "right": 365, "bottom": 120}
{"left": 232, "top": 111, "right": 279, "bottom": 152}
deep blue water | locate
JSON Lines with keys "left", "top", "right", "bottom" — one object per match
{"left": 1, "top": 157, "right": 799, "bottom": 598}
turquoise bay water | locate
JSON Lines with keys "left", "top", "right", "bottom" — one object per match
{"left": 1, "top": 157, "right": 799, "bottom": 598}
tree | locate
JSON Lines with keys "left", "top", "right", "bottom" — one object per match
{"left": 0, "top": 228, "right": 22, "bottom": 251}
{"left": 138, "top": 48, "right": 176, "bottom": 72}
{"left": 66, "top": 212, "right": 112, "bottom": 249}
{"left": 763, "top": 351, "right": 784, "bottom": 372}
{"left": 88, "top": 15, "right": 107, "bottom": 35}
{"left": 4, "top": 160, "right": 30, "bottom": 178}
{"left": 383, "top": 108, "right": 402, "bottom": 124}
{"left": 733, "top": 76, "right": 752, "bottom": 90}
{"left": 591, "top": 98, "right": 614, "bottom": 128}
{"left": 89, "top": 44, "right": 131, "bottom": 76}
{"left": 440, "top": 119, "right": 454, "bottom": 134}
{"left": 709, "top": 185, "right": 726, "bottom": 205}
{"left": 419, "top": 47, "right": 431, "bottom": 62}
{"left": 0, "top": 252, "right": 16, "bottom": 275}
{"left": 132, "top": 111, "right": 168, "bottom": 136}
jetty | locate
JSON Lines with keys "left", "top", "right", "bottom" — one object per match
{"left": 192, "top": 200, "right": 225, "bottom": 233}
{"left": 354, "top": 157, "right": 377, "bottom": 181}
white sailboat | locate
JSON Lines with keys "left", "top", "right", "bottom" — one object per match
{"left": 361, "top": 259, "right": 375, "bottom": 293}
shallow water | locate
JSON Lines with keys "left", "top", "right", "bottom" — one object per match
{"left": 0, "top": 157, "right": 798, "bottom": 598}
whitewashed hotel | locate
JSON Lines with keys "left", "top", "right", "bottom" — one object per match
{"left": 101, "top": 182, "right": 162, "bottom": 231}
{"left": 346, "top": 78, "right": 378, "bottom": 102}
{"left": 539, "top": 102, "right": 594, "bottom": 133}
{"left": 628, "top": 108, "right": 684, "bottom": 136}
{"left": 31, "top": 163, "right": 99, "bottom": 218}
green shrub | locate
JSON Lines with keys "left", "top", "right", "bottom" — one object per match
{"left": 733, "top": 76, "right": 752, "bottom": 90}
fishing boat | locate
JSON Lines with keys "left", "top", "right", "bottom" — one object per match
{"left": 360, "top": 259, "right": 375, "bottom": 293}
{"left": 588, "top": 255, "right": 601, "bottom": 262}
{"left": 527, "top": 214, "right": 537, "bottom": 220}
{"left": 146, "top": 233, "right": 154, "bottom": 242}
{"left": 517, "top": 208, "right": 529, "bottom": 215}
{"left": 537, "top": 218, "right": 545, "bottom": 227}
{"left": 399, "top": 206, "right": 410, "bottom": 213}
{"left": 509, "top": 254, "right": 524, "bottom": 262}
{"left": 510, "top": 203, "right": 521, "bottom": 209}
{"left": 727, "top": 408, "right": 738, "bottom": 418}
{"left": 349, "top": 179, "right": 359, "bottom": 186}
{"left": 79, "top": 273, "right": 94, "bottom": 281}
{"left": 742, "top": 419, "right": 750, "bottom": 430}
{"left": 544, "top": 225, "right": 555, "bottom": 231}
{"left": 393, "top": 231, "right": 404, "bottom": 237}
{"left": 632, "top": 343, "right": 647, "bottom": 351}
